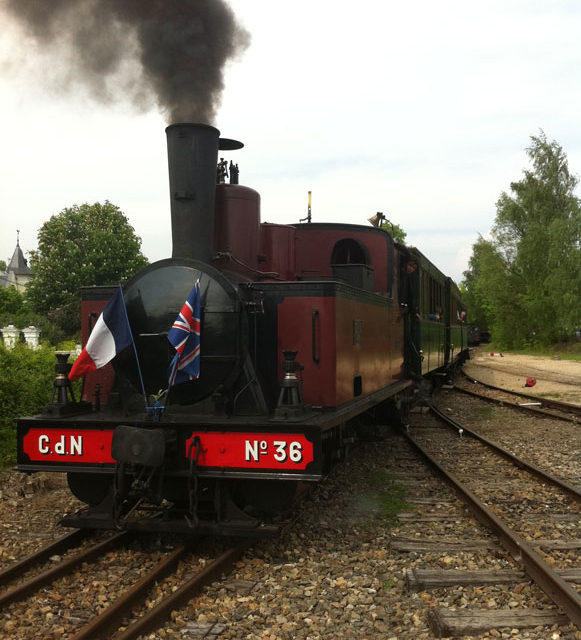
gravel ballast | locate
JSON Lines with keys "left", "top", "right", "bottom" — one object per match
{"left": 1, "top": 354, "right": 580, "bottom": 639}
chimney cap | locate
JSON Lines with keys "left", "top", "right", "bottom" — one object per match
{"left": 219, "top": 137, "right": 243, "bottom": 151}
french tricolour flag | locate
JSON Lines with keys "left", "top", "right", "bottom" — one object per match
{"left": 68, "top": 286, "right": 132, "bottom": 382}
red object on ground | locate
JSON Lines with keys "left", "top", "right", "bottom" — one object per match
{"left": 525, "top": 377, "right": 537, "bottom": 387}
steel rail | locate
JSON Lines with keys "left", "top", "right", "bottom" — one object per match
{"left": 70, "top": 543, "right": 190, "bottom": 640}
{"left": 462, "top": 369, "right": 581, "bottom": 413}
{"left": 0, "top": 531, "right": 129, "bottom": 608}
{"left": 403, "top": 423, "right": 581, "bottom": 626}
{"left": 115, "top": 545, "right": 245, "bottom": 640}
{"left": 455, "top": 384, "right": 579, "bottom": 423}
{"left": 459, "top": 371, "right": 581, "bottom": 421}
{"left": 0, "top": 528, "right": 86, "bottom": 585}
{"left": 430, "top": 405, "right": 581, "bottom": 501}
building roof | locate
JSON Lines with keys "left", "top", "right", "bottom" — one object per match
{"left": 7, "top": 236, "right": 32, "bottom": 276}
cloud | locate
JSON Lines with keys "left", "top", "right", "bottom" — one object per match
{"left": 2, "top": 0, "right": 581, "bottom": 290}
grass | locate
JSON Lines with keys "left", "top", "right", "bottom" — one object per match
{"left": 542, "top": 392, "right": 567, "bottom": 400}
{"left": 473, "top": 406, "right": 495, "bottom": 420}
{"left": 365, "top": 471, "right": 412, "bottom": 523}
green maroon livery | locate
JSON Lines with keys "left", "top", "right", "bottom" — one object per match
{"left": 17, "top": 123, "right": 468, "bottom": 536}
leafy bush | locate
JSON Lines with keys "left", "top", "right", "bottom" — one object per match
{"left": 0, "top": 344, "right": 58, "bottom": 465}
{"left": 0, "top": 284, "right": 68, "bottom": 346}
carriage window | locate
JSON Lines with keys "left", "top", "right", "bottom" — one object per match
{"left": 331, "top": 239, "right": 370, "bottom": 265}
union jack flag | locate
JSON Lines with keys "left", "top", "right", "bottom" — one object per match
{"left": 168, "top": 275, "right": 202, "bottom": 387}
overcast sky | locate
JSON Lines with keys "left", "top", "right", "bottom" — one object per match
{"left": 1, "top": 0, "right": 581, "bottom": 284}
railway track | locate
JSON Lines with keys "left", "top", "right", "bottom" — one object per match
{"left": 457, "top": 371, "right": 581, "bottom": 422}
{"left": 2, "top": 372, "right": 580, "bottom": 638}
{"left": 403, "top": 404, "right": 581, "bottom": 634}
{"left": 0, "top": 529, "right": 243, "bottom": 639}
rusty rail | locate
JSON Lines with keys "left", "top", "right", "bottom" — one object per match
{"left": 114, "top": 545, "right": 245, "bottom": 640}
{"left": 70, "top": 543, "right": 191, "bottom": 640}
{"left": 430, "top": 405, "right": 581, "bottom": 501}
{"left": 0, "top": 528, "right": 86, "bottom": 586}
{"left": 458, "top": 371, "right": 581, "bottom": 422}
{"left": 0, "top": 531, "right": 128, "bottom": 608}
{"left": 403, "top": 420, "right": 581, "bottom": 627}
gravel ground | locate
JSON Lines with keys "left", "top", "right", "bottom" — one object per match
{"left": 440, "top": 389, "right": 581, "bottom": 490}
{"left": 1, "top": 354, "right": 581, "bottom": 639}
{"left": 0, "top": 472, "right": 82, "bottom": 566}
{"left": 464, "top": 349, "right": 581, "bottom": 405}
{"left": 164, "top": 416, "right": 580, "bottom": 640}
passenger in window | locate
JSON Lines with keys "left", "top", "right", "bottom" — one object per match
{"left": 428, "top": 306, "right": 442, "bottom": 321}
{"left": 399, "top": 258, "right": 421, "bottom": 321}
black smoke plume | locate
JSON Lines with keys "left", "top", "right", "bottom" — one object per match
{"left": 3, "top": 0, "right": 249, "bottom": 124}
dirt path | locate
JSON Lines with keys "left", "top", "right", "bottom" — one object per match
{"left": 464, "top": 349, "right": 581, "bottom": 405}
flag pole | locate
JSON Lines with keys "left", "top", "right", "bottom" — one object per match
{"left": 163, "top": 365, "right": 176, "bottom": 411}
{"left": 118, "top": 284, "right": 148, "bottom": 409}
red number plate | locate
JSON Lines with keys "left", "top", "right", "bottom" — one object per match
{"left": 185, "top": 432, "right": 314, "bottom": 470}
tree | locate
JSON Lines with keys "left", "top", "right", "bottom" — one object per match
{"left": 463, "top": 132, "right": 581, "bottom": 348}
{"left": 462, "top": 236, "right": 526, "bottom": 346}
{"left": 460, "top": 237, "right": 491, "bottom": 331}
{"left": 0, "top": 285, "right": 68, "bottom": 345}
{"left": 0, "top": 285, "right": 26, "bottom": 317}
{"left": 27, "top": 202, "right": 149, "bottom": 334}
{"left": 380, "top": 219, "right": 407, "bottom": 245}
{"left": 0, "top": 285, "right": 35, "bottom": 330}
{"left": 494, "top": 132, "right": 580, "bottom": 344}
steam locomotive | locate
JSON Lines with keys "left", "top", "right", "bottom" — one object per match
{"left": 16, "top": 123, "right": 468, "bottom": 536}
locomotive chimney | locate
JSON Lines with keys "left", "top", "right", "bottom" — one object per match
{"left": 166, "top": 123, "right": 220, "bottom": 263}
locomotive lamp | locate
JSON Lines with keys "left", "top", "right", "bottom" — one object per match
{"left": 43, "top": 352, "right": 91, "bottom": 417}
{"left": 368, "top": 211, "right": 385, "bottom": 227}
{"left": 274, "top": 350, "right": 307, "bottom": 419}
